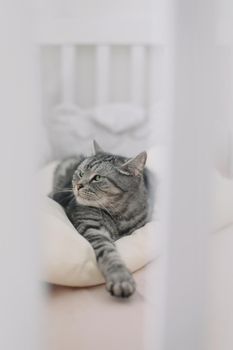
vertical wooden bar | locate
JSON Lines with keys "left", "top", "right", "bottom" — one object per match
{"left": 130, "top": 45, "right": 145, "bottom": 105}
{"left": 61, "top": 45, "right": 76, "bottom": 104}
{"left": 95, "top": 45, "right": 110, "bottom": 105}
{"left": 148, "top": 46, "right": 163, "bottom": 108}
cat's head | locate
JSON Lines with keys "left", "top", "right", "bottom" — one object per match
{"left": 72, "top": 141, "right": 147, "bottom": 210}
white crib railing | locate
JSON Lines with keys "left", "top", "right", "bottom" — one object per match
{"left": 36, "top": 20, "right": 163, "bottom": 109}
{"left": 36, "top": 18, "right": 165, "bottom": 156}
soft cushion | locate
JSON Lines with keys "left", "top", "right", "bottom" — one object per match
{"left": 39, "top": 148, "right": 233, "bottom": 287}
{"left": 91, "top": 103, "right": 146, "bottom": 133}
{"left": 40, "top": 196, "right": 159, "bottom": 287}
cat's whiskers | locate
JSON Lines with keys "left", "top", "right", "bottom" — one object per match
{"left": 53, "top": 187, "right": 73, "bottom": 192}
{"left": 52, "top": 189, "right": 73, "bottom": 194}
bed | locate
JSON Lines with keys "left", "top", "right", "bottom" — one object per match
{"left": 44, "top": 222, "right": 233, "bottom": 350}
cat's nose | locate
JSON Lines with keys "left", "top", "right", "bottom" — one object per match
{"left": 76, "top": 183, "right": 83, "bottom": 191}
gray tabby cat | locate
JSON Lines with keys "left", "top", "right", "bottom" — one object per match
{"left": 50, "top": 141, "right": 154, "bottom": 298}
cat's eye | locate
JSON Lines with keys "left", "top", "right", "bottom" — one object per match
{"left": 79, "top": 171, "right": 84, "bottom": 178}
{"left": 93, "top": 175, "right": 102, "bottom": 182}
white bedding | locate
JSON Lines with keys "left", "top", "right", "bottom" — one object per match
{"left": 39, "top": 147, "right": 233, "bottom": 287}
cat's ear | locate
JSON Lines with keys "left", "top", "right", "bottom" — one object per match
{"left": 120, "top": 151, "right": 147, "bottom": 176}
{"left": 92, "top": 140, "right": 104, "bottom": 155}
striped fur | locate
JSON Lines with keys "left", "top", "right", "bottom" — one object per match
{"left": 50, "top": 145, "right": 154, "bottom": 297}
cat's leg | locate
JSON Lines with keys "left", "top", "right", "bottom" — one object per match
{"left": 83, "top": 228, "right": 136, "bottom": 297}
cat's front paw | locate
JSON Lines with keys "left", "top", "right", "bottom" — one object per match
{"left": 106, "top": 269, "right": 136, "bottom": 298}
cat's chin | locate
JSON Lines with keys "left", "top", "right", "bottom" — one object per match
{"left": 75, "top": 195, "right": 99, "bottom": 208}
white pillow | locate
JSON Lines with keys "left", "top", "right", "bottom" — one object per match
{"left": 38, "top": 157, "right": 161, "bottom": 287}
{"left": 38, "top": 148, "right": 233, "bottom": 287}
{"left": 91, "top": 103, "right": 145, "bottom": 133}
{"left": 40, "top": 196, "right": 160, "bottom": 287}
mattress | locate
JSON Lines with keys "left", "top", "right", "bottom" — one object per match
{"left": 45, "top": 223, "right": 233, "bottom": 350}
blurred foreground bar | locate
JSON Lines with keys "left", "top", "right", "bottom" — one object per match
{"left": 0, "top": 1, "right": 41, "bottom": 350}
{"left": 161, "top": 1, "right": 215, "bottom": 350}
